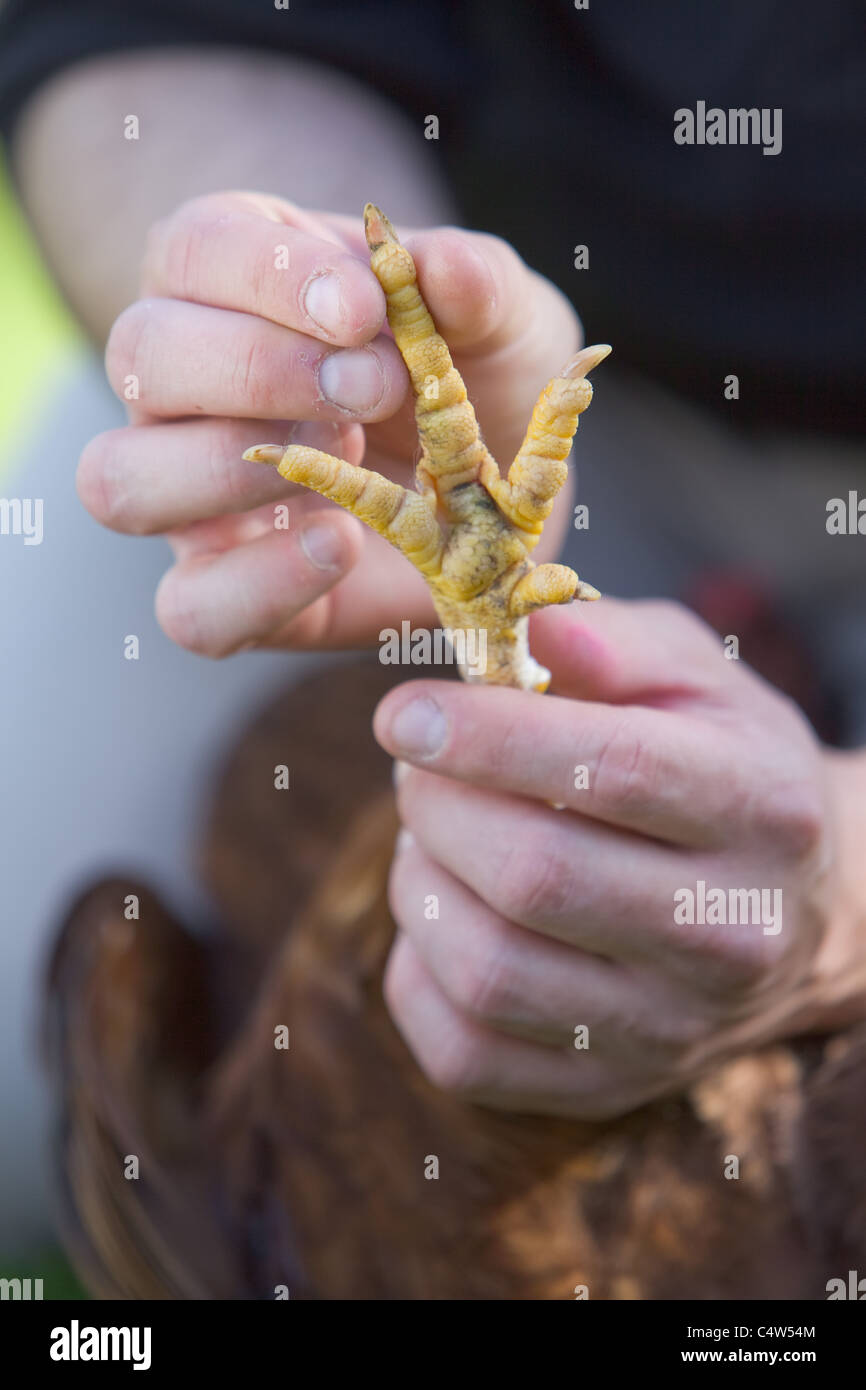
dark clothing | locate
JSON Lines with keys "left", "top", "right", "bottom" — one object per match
{"left": 0, "top": 0, "right": 863, "bottom": 432}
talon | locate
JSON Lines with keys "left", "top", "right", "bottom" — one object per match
{"left": 242, "top": 445, "right": 286, "bottom": 467}
{"left": 561, "top": 344, "right": 613, "bottom": 379}
{"left": 575, "top": 579, "right": 601, "bottom": 601}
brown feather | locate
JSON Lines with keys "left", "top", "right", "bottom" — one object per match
{"left": 42, "top": 662, "right": 866, "bottom": 1300}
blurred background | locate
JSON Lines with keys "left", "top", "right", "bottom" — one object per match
{"left": 0, "top": 143, "right": 85, "bottom": 1293}
{"left": 0, "top": 143, "right": 302, "bottom": 1293}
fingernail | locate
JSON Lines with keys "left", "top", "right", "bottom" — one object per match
{"left": 319, "top": 348, "right": 385, "bottom": 413}
{"left": 392, "top": 758, "right": 411, "bottom": 787}
{"left": 390, "top": 696, "right": 446, "bottom": 760}
{"left": 303, "top": 273, "right": 345, "bottom": 337}
{"left": 300, "top": 522, "right": 343, "bottom": 570}
{"left": 395, "top": 827, "right": 415, "bottom": 853}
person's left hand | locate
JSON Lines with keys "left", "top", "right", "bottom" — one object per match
{"left": 372, "top": 598, "right": 855, "bottom": 1119}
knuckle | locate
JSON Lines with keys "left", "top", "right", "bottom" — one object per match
{"left": 478, "top": 710, "right": 525, "bottom": 785}
{"left": 105, "top": 301, "right": 152, "bottom": 395}
{"left": 758, "top": 782, "right": 825, "bottom": 860}
{"left": 422, "top": 1025, "right": 488, "bottom": 1096}
{"left": 166, "top": 210, "right": 212, "bottom": 302}
{"left": 594, "top": 718, "right": 661, "bottom": 820}
{"left": 494, "top": 837, "right": 571, "bottom": 925}
{"left": 146, "top": 194, "right": 230, "bottom": 296}
{"left": 453, "top": 927, "right": 520, "bottom": 1022}
{"left": 273, "top": 583, "right": 338, "bottom": 650}
{"left": 725, "top": 935, "right": 770, "bottom": 986}
{"left": 686, "top": 924, "right": 767, "bottom": 990}
{"left": 205, "top": 426, "right": 253, "bottom": 512}
{"left": 230, "top": 333, "right": 281, "bottom": 415}
{"left": 383, "top": 941, "right": 489, "bottom": 1096}
{"left": 249, "top": 241, "right": 282, "bottom": 312}
{"left": 646, "top": 1004, "right": 708, "bottom": 1056}
{"left": 155, "top": 571, "right": 222, "bottom": 659}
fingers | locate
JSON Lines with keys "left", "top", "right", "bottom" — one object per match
{"left": 263, "top": 528, "right": 437, "bottom": 650}
{"left": 141, "top": 192, "right": 386, "bottom": 345}
{"left": 389, "top": 733, "right": 800, "bottom": 995}
{"left": 383, "top": 932, "right": 659, "bottom": 1119}
{"left": 277, "top": 205, "right": 540, "bottom": 357}
{"left": 388, "top": 837, "right": 696, "bottom": 1061}
{"left": 77, "top": 418, "right": 365, "bottom": 534}
{"left": 374, "top": 678, "right": 747, "bottom": 848}
{"left": 105, "top": 298, "right": 407, "bottom": 422}
{"left": 155, "top": 519, "right": 436, "bottom": 657}
{"left": 139, "top": 192, "right": 553, "bottom": 361}
{"left": 163, "top": 492, "right": 353, "bottom": 562}
{"left": 391, "top": 770, "right": 768, "bottom": 991}
{"left": 391, "top": 769, "right": 686, "bottom": 958}
{"left": 155, "top": 507, "right": 364, "bottom": 657}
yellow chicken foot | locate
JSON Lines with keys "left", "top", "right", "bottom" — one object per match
{"left": 244, "top": 203, "right": 609, "bottom": 691}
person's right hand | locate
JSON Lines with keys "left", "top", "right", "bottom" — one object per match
{"left": 78, "top": 192, "right": 583, "bottom": 657}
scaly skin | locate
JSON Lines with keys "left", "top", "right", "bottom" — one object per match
{"left": 245, "top": 204, "right": 609, "bottom": 691}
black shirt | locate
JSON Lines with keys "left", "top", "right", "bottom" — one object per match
{"left": 0, "top": 0, "right": 863, "bottom": 433}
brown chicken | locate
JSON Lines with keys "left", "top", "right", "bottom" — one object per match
{"left": 43, "top": 659, "right": 866, "bottom": 1300}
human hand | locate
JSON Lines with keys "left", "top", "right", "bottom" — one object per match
{"left": 372, "top": 598, "right": 861, "bottom": 1119}
{"left": 78, "top": 192, "right": 581, "bottom": 656}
